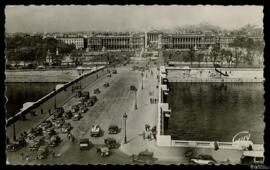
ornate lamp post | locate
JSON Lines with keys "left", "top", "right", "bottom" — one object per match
{"left": 54, "top": 88, "right": 57, "bottom": 109}
{"left": 123, "top": 112, "right": 128, "bottom": 144}
{"left": 12, "top": 122, "right": 16, "bottom": 141}
{"left": 141, "top": 72, "right": 144, "bottom": 90}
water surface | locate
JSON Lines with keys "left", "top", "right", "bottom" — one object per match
{"left": 166, "top": 83, "right": 264, "bottom": 144}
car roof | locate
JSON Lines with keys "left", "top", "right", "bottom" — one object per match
{"left": 243, "top": 151, "right": 264, "bottom": 157}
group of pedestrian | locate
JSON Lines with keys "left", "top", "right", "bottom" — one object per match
{"left": 142, "top": 124, "right": 157, "bottom": 141}
{"left": 150, "top": 98, "right": 158, "bottom": 104}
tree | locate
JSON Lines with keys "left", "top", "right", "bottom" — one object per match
{"left": 188, "top": 47, "right": 195, "bottom": 67}
{"left": 197, "top": 52, "right": 204, "bottom": 68}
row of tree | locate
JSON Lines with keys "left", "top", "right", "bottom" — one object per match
{"left": 229, "top": 36, "right": 264, "bottom": 52}
{"left": 165, "top": 43, "right": 263, "bottom": 68}
{"left": 5, "top": 35, "right": 76, "bottom": 64}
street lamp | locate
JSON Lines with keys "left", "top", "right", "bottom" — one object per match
{"left": 130, "top": 85, "right": 138, "bottom": 110}
{"left": 141, "top": 72, "right": 144, "bottom": 90}
{"left": 54, "top": 88, "right": 57, "bottom": 109}
{"left": 123, "top": 112, "right": 128, "bottom": 144}
{"left": 12, "top": 122, "right": 16, "bottom": 141}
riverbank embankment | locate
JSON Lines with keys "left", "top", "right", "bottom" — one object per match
{"left": 5, "top": 69, "right": 79, "bottom": 83}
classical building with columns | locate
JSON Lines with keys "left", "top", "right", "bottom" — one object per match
{"left": 86, "top": 30, "right": 264, "bottom": 51}
{"left": 57, "top": 35, "right": 85, "bottom": 49}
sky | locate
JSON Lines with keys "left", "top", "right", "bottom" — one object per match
{"left": 5, "top": 5, "right": 264, "bottom": 33}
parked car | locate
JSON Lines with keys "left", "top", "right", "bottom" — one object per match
{"left": 71, "top": 104, "right": 79, "bottom": 113}
{"left": 28, "top": 137, "right": 43, "bottom": 151}
{"left": 88, "top": 96, "right": 98, "bottom": 106}
{"left": 43, "top": 127, "right": 56, "bottom": 139}
{"left": 104, "top": 137, "right": 119, "bottom": 149}
{"left": 79, "top": 103, "right": 88, "bottom": 113}
{"left": 53, "top": 107, "right": 64, "bottom": 119}
{"left": 39, "top": 120, "right": 52, "bottom": 131}
{"left": 108, "top": 125, "right": 119, "bottom": 134}
{"left": 241, "top": 151, "right": 264, "bottom": 165}
{"left": 37, "top": 65, "right": 46, "bottom": 70}
{"left": 63, "top": 110, "right": 72, "bottom": 120}
{"left": 131, "top": 149, "right": 154, "bottom": 164}
{"left": 90, "top": 125, "right": 101, "bottom": 137}
{"left": 103, "top": 82, "right": 110, "bottom": 87}
{"left": 107, "top": 73, "right": 111, "bottom": 77}
{"left": 48, "top": 135, "right": 61, "bottom": 147}
{"left": 36, "top": 146, "right": 49, "bottom": 160}
{"left": 73, "top": 112, "right": 81, "bottom": 121}
{"left": 27, "top": 127, "right": 43, "bottom": 140}
{"left": 94, "top": 88, "right": 101, "bottom": 94}
{"left": 6, "top": 137, "right": 27, "bottom": 152}
{"left": 190, "top": 154, "right": 216, "bottom": 165}
{"left": 79, "top": 138, "right": 92, "bottom": 150}
{"left": 61, "top": 122, "right": 72, "bottom": 133}
{"left": 112, "top": 70, "right": 117, "bottom": 74}
{"left": 96, "top": 146, "right": 110, "bottom": 157}
{"left": 74, "top": 89, "right": 82, "bottom": 98}
{"left": 52, "top": 118, "right": 65, "bottom": 128}
{"left": 81, "top": 91, "right": 90, "bottom": 100}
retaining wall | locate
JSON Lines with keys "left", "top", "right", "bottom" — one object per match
{"left": 6, "top": 66, "right": 106, "bottom": 126}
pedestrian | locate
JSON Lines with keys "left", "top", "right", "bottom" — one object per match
{"left": 48, "top": 109, "right": 51, "bottom": 115}
{"left": 20, "top": 152, "right": 24, "bottom": 161}
{"left": 145, "top": 124, "right": 148, "bottom": 131}
{"left": 41, "top": 109, "right": 43, "bottom": 114}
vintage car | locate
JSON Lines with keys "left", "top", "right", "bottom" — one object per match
{"left": 131, "top": 150, "right": 155, "bottom": 164}
{"left": 241, "top": 151, "right": 264, "bottom": 165}
{"left": 53, "top": 107, "right": 64, "bottom": 119}
{"left": 104, "top": 137, "right": 118, "bottom": 149}
{"left": 190, "top": 154, "right": 216, "bottom": 165}
{"left": 48, "top": 135, "right": 61, "bottom": 147}
{"left": 88, "top": 96, "right": 98, "bottom": 106}
{"left": 103, "top": 82, "right": 110, "bottom": 87}
{"left": 73, "top": 88, "right": 82, "bottom": 98}
{"left": 63, "top": 110, "right": 72, "bottom": 120}
{"left": 61, "top": 122, "right": 72, "bottom": 133}
{"left": 6, "top": 137, "right": 27, "bottom": 152}
{"left": 96, "top": 146, "right": 110, "bottom": 157}
{"left": 112, "top": 70, "right": 117, "bottom": 74}
{"left": 36, "top": 146, "right": 49, "bottom": 160}
{"left": 28, "top": 136, "right": 43, "bottom": 151}
{"left": 108, "top": 125, "right": 119, "bottom": 134}
{"left": 94, "top": 88, "right": 101, "bottom": 94}
{"left": 39, "top": 120, "right": 52, "bottom": 131}
{"left": 71, "top": 104, "right": 80, "bottom": 113}
{"left": 130, "top": 85, "right": 137, "bottom": 91}
{"left": 79, "top": 103, "right": 88, "bottom": 113}
{"left": 81, "top": 91, "right": 90, "bottom": 100}
{"left": 79, "top": 138, "right": 92, "bottom": 150}
{"left": 72, "top": 112, "right": 81, "bottom": 121}
{"left": 107, "top": 73, "right": 111, "bottom": 77}
{"left": 90, "top": 125, "right": 101, "bottom": 137}
{"left": 43, "top": 127, "right": 56, "bottom": 139}
{"left": 27, "top": 127, "right": 43, "bottom": 140}
{"left": 52, "top": 118, "right": 65, "bottom": 128}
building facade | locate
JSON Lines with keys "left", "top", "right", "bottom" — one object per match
{"left": 57, "top": 36, "right": 85, "bottom": 49}
{"left": 85, "top": 30, "right": 263, "bottom": 51}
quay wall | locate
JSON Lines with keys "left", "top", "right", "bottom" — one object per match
{"left": 6, "top": 66, "right": 106, "bottom": 126}
{"left": 167, "top": 68, "right": 264, "bottom": 83}
{"left": 156, "top": 66, "right": 264, "bottom": 151}
{"left": 5, "top": 69, "right": 79, "bottom": 83}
